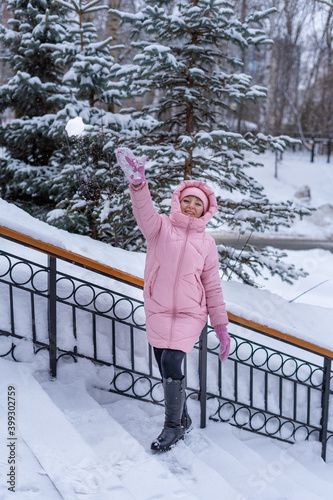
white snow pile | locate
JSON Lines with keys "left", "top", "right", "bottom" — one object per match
{"left": 0, "top": 197, "right": 145, "bottom": 279}
{"left": 223, "top": 280, "right": 333, "bottom": 353}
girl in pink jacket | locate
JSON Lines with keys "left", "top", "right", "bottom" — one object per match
{"left": 116, "top": 148, "right": 230, "bottom": 452}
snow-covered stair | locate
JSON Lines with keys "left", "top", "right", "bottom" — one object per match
{"left": 0, "top": 358, "right": 135, "bottom": 500}
{"left": 104, "top": 397, "right": 250, "bottom": 499}
{"left": 40, "top": 372, "right": 199, "bottom": 500}
{"left": 0, "top": 404, "right": 62, "bottom": 499}
{"left": 100, "top": 393, "right": 333, "bottom": 500}
{"left": 38, "top": 363, "right": 246, "bottom": 499}
{"left": 240, "top": 430, "right": 333, "bottom": 499}
{"left": 1, "top": 356, "right": 333, "bottom": 500}
{"left": 202, "top": 421, "right": 326, "bottom": 500}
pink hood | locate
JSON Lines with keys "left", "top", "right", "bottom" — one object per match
{"left": 130, "top": 179, "right": 228, "bottom": 353}
{"left": 170, "top": 180, "right": 218, "bottom": 229}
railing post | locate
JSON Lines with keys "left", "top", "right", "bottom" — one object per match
{"left": 198, "top": 323, "right": 208, "bottom": 428}
{"left": 48, "top": 256, "right": 57, "bottom": 378}
{"left": 320, "top": 357, "right": 331, "bottom": 461}
{"left": 311, "top": 137, "right": 315, "bottom": 163}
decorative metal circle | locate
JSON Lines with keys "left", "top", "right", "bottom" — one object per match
{"left": 133, "top": 376, "right": 152, "bottom": 398}
{"left": 113, "top": 298, "right": 134, "bottom": 321}
{"left": 0, "top": 254, "right": 11, "bottom": 277}
{"left": 294, "top": 424, "right": 310, "bottom": 441}
{"left": 207, "top": 395, "right": 222, "bottom": 419}
{"left": 281, "top": 358, "right": 298, "bottom": 378}
{"left": 73, "top": 283, "right": 95, "bottom": 307}
{"left": 94, "top": 290, "right": 115, "bottom": 314}
{"left": 252, "top": 346, "right": 269, "bottom": 368}
{"left": 229, "top": 336, "right": 236, "bottom": 356}
{"left": 250, "top": 411, "right": 266, "bottom": 432}
{"left": 267, "top": 352, "right": 284, "bottom": 373}
{"left": 57, "top": 352, "right": 78, "bottom": 364}
{"left": 151, "top": 380, "right": 164, "bottom": 404}
{"left": 218, "top": 401, "right": 236, "bottom": 422}
{"left": 31, "top": 269, "right": 48, "bottom": 293}
{"left": 112, "top": 371, "right": 134, "bottom": 393}
{"left": 265, "top": 416, "right": 281, "bottom": 436}
{"left": 234, "top": 406, "right": 251, "bottom": 427}
{"left": 0, "top": 342, "right": 17, "bottom": 361}
{"left": 309, "top": 367, "right": 324, "bottom": 388}
{"left": 10, "top": 261, "right": 33, "bottom": 286}
{"left": 207, "top": 341, "right": 219, "bottom": 354}
{"left": 56, "top": 276, "right": 76, "bottom": 300}
{"left": 280, "top": 420, "right": 296, "bottom": 440}
{"left": 308, "top": 428, "right": 320, "bottom": 441}
{"left": 295, "top": 362, "right": 312, "bottom": 383}
{"left": 132, "top": 304, "right": 145, "bottom": 327}
{"left": 34, "top": 345, "right": 49, "bottom": 355}
{"left": 235, "top": 340, "right": 253, "bottom": 362}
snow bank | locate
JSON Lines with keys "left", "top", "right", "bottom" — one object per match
{"left": 223, "top": 280, "right": 333, "bottom": 353}
{"left": 0, "top": 198, "right": 145, "bottom": 279}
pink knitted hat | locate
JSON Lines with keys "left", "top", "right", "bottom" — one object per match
{"left": 180, "top": 187, "right": 209, "bottom": 213}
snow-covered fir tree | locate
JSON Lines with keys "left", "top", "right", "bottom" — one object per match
{"left": 110, "top": 0, "right": 310, "bottom": 284}
{"left": 0, "top": 0, "right": 156, "bottom": 244}
{"left": 0, "top": 0, "right": 70, "bottom": 209}
{"left": 0, "top": 0, "right": 311, "bottom": 283}
{"left": 43, "top": 0, "right": 157, "bottom": 244}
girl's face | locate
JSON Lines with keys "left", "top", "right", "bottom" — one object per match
{"left": 180, "top": 196, "right": 204, "bottom": 218}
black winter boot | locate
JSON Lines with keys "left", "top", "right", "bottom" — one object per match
{"left": 181, "top": 398, "right": 192, "bottom": 432}
{"left": 151, "top": 377, "right": 185, "bottom": 452}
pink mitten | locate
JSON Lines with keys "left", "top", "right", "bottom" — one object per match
{"left": 215, "top": 325, "right": 230, "bottom": 361}
{"left": 116, "top": 147, "right": 146, "bottom": 184}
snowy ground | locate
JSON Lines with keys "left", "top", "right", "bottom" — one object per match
{"left": 218, "top": 150, "right": 333, "bottom": 310}
{"left": 1, "top": 354, "right": 333, "bottom": 500}
{"left": 254, "top": 247, "right": 333, "bottom": 309}
{"left": 0, "top": 149, "right": 332, "bottom": 499}
{"left": 217, "top": 149, "right": 333, "bottom": 240}
{"left": 247, "top": 151, "right": 333, "bottom": 310}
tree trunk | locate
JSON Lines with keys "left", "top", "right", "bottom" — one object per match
{"left": 107, "top": 0, "right": 121, "bottom": 50}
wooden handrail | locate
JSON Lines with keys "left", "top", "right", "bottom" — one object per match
{"left": 227, "top": 312, "right": 333, "bottom": 359}
{"left": 1, "top": 224, "right": 333, "bottom": 359}
{"left": 0, "top": 225, "right": 144, "bottom": 288}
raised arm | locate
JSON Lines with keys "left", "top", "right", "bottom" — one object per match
{"left": 116, "top": 148, "right": 161, "bottom": 241}
{"left": 129, "top": 182, "right": 162, "bottom": 241}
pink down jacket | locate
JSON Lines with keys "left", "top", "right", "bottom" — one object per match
{"left": 129, "top": 179, "right": 229, "bottom": 353}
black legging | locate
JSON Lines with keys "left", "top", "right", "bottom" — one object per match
{"left": 153, "top": 347, "right": 186, "bottom": 380}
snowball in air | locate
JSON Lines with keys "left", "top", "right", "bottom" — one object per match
{"left": 65, "top": 117, "right": 85, "bottom": 137}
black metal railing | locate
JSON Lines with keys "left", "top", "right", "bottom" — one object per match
{"left": 0, "top": 233, "right": 332, "bottom": 461}
{"left": 202, "top": 324, "right": 333, "bottom": 461}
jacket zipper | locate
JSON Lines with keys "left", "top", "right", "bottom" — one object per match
{"left": 169, "top": 217, "right": 192, "bottom": 347}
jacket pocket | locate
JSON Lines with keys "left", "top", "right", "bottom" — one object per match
{"left": 147, "top": 264, "right": 160, "bottom": 298}
{"left": 194, "top": 274, "right": 206, "bottom": 308}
